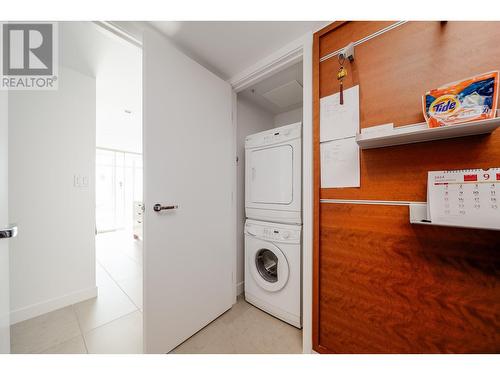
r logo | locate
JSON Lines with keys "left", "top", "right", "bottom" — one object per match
{"left": 2, "top": 23, "right": 53, "bottom": 76}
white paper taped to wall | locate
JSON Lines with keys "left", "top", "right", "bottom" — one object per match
{"left": 320, "top": 85, "right": 360, "bottom": 142}
{"left": 319, "top": 85, "right": 360, "bottom": 188}
{"left": 320, "top": 138, "right": 360, "bottom": 188}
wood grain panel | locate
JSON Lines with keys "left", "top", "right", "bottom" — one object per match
{"left": 318, "top": 21, "right": 394, "bottom": 59}
{"left": 319, "top": 203, "right": 500, "bottom": 353}
{"left": 313, "top": 21, "right": 500, "bottom": 354}
{"left": 319, "top": 21, "right": 500, "bottom": 201}
{"left": 320, "top": 22, "right": 500, "bottom": 124}
{"left": 321, "top": 132, "right": 500, "bottom": 201}
{"left": 312, "top": 30, "right": 321, "bottom": 350}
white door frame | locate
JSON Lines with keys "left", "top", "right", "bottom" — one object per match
{"left": 229, "top": 33, "right": 314, "bottom": 354}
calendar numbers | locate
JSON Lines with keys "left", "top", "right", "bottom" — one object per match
{"left": 491, "top": 183, "right": 498, "bottom": 209}
{"left": 428, "top": 169, "right": 500, "bottom": 229}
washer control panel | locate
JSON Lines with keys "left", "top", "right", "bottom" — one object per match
{"left": 245, "top": 221, "right": 301, "bottom": 244}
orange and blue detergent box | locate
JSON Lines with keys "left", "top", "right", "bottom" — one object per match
{"left": 422, "top": 71, "right": 499, "bottom": 128}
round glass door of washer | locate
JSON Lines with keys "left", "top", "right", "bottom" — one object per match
{"left": 251, "top": 245, "right": 289, "bottom": 292}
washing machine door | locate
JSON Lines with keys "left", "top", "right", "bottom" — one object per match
{"left": 249, "top": 240, "right": 289, "bottom": 292}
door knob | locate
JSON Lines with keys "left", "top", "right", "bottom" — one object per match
{"left": 0, "top": 224, "right": 18, "bottom": 239}
{"left": 153, "top": 204, "right": 179, "bottom": 212}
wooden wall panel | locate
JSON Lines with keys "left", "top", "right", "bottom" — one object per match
{"left": 318, "top": 21, "right": 394, "bottom": 58}
{"left": 319, "top": 204, "right": 500, "bottom": 353}
{"left": 313, "top": 21, "right": 500, "bottom": 353}
{"left": 319, "top": 21, "right": 500, "bottom": 201}
{"left": 322, "top": 133, "right": 500, "bottom": 202}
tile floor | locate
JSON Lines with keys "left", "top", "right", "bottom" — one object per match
{"left": 11, "top": 230, "right": 143, "bottom": 354}
{"left": 10, "top": 230, "right": 302, "bottom": 354}
{"left": 171, "top": 297, "right": 302, "bottom": 354}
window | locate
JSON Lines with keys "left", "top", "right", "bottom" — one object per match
{"left": 96, "top": 148, "right": 142, "bottom": 233}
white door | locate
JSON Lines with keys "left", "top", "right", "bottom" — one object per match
{"left": 0, "top": 91, "right": 14, "bottom": 353}
{"left": 143, "top": 29, "right": 235, "bottom": 354}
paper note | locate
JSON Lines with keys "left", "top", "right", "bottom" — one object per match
{"left": 320, "top": 138, "right": 360, "bottom": 188}
{"left": 320, "top": 85, "right": 360, "bottom": 142}
{"left": 427, "top": 169, "right": 500, "bottom": 229}
{"left": 360, "top": 123, "right": 394, "bottom": 135}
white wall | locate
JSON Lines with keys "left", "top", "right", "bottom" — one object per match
{"left": 8, "top": 67, "right": 97, "bottom": 323}
{"left": 236, "top": 96, "right": 274, "bottom": 294}
{"left": 0, "top": 91, "right": 10, "bottom": 352}
{"left": 274, "top": 107, "right": 303, "bottom": 128}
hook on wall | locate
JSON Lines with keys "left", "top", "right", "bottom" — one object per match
{"left": 338, "top": 42, "right": 355, "bottom": 63}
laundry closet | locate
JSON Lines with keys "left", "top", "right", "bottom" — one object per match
{"left": 235, "top": 61, "right": 303, "bottom": 328}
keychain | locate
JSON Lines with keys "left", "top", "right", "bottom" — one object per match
{"left": 337, "top": 54, "right": 347, "bottom": 105}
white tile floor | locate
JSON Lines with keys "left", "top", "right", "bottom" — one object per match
{"left": 11, "top": 230, "right": 144, "bottom": 354}
{"left": 10, "top": 230, "right": 302, "bottom": 354}
{"left": 171, "top": 297, "right": 302, "bottom": 354}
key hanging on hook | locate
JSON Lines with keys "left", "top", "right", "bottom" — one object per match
{"left": 337, "top": 53, "right": 348, "bottom": 105}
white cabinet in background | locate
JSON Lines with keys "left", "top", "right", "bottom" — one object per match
{"left": 133, "top": 201, "right": 143, "bottom": 241}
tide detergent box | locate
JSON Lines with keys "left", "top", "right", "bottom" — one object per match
{"left": 422, "top": 71, "right": 499, "bottom": 128}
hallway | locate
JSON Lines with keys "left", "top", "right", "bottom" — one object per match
{"left": 10, "top": 231, "right": 143, "bottom": 354}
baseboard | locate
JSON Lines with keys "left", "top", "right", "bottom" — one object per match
{"left": 236, "top": 281, "right": 244, "bottom": 296}
{"left": 10, "top": 286, "right": 98, "bottom": 325}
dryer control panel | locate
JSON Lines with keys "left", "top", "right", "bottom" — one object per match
{"left": 245, "top": 122, "right": 302, "bottom": 149}
{"left": 245, "top": 220, "right": 301, "bottom": 244}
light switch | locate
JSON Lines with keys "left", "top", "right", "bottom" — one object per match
{"left": 74, "top": 174, "right": 89, "bottom": 188}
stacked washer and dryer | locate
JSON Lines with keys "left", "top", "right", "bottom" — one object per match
{"left": 244, "top": 122, "right": 302, "bottom": 328}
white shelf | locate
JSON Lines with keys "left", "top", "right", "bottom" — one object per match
{"left": 356, "top": 112, "right": 500, "bottom": 149}
{"left": 409, "top": 203, "right": 500, "bottom": 231}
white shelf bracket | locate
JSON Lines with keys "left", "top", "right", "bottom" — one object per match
{"left": 409, "top": 203, "right": 429, "bottom": 224}
{"left": 409, "top": 202, "right": 500, "bottom": 231}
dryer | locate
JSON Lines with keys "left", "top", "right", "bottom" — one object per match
{"left": 245, "top": 122, "right": 302, "bottom": 224}
{"left": 244, "top": 219, "right": 301, "bottom": 328}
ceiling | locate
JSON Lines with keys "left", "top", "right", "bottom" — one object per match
{"left": 238, "top": 62, "right": 303, "bottom": 114}
{"left": 118, "top": 21, "right": 328, "bottom": 80}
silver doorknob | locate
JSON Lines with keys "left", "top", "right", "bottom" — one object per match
{"left": 0, "top": 224, "right": 18, "bottom": 239}
{"left": 153, "top": 204, "right": 179, "bottom": 212}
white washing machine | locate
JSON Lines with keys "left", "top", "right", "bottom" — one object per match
{"left": 244, "top": 219, "right": 301, "bottom": 328}
{"left": 245, "top": 122, "right": 302, "bottom": 224}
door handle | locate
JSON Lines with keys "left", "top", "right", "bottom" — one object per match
{"left": 0, "top": 224, "right": 18, "bottom": 239}
{"left": 153, "top": 204, "right": 179, "bottom": 212}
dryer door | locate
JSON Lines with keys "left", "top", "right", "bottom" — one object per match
{"left": 249, "top": 239, "right": 289, "bottom": 292}
{"left": 247, "top": 144, "right": 293, "bottom": 205}
{"left": 245, "top": 135, "right": 302, "bottom": 224}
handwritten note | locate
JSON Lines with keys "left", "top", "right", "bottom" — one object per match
{"left": 319, "top": 85, "right": 360, "bottom": 188}
{"left": 320, "top": 85, "right": 360, "bottom": 142}
{"left": 320, "top": 138, "right": 360, "bottom": 188}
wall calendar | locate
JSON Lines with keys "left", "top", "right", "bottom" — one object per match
{"left": 427, "top": 168, "right": 500, "bottom": 230}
